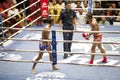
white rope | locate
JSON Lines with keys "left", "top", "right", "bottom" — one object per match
{"left": 0, "top": 15, "right": 41, "bottom": 44}
{"left": 0, "top": 38, "right": 120, "bottom": 44}
{"left": 2, "top": 0, "right": 40, "bottom": 24}
{"left": 25, "top": 16, "right": 41, "bottom": 27}
{"left": 23, "top": 0, "right": 40, "bottom": 12}
{"left": 0, "top": 15, "right": 40, "bottom": 45}
{"left": 0, "top": 59, "right": 120, "bottom": 68}
{"left": 49, "top": 14, "right": 120, "bottom": 18}
{"left": 92, "top": 8, "right": 120, "bottom": 11}
{"left": 0, "top": 27, "right": 120, "bottom": 34}
{"left": 66, "top": 0, "right": 120, "bottom": 1}
{"left": 93, "top": 15, "right": 120, "bottom": 18}
{"left": 2, "top": 9, "right": 24, "bottom": 23}
{"left": 0, "top": 0, "right": 41, "bottom": 45}
{"left": 0, "top": 48, "right": 120, "bottom": 56}
{"left": 0, "top": 0, "right": 40, "bottom": 36}
{"left": 0, "top": 8, "right": 40, "bottom": 35}
{"left": 1, "top": 0, "right": 27, "bottom": 14}
{"left": 71, "top": 8, "right": 120, "bottom": 11}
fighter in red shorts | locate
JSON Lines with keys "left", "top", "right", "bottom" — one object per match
{"left": 85, "top": 12, "right": 107, "bottom": 64}
{"left": 93, "top": 33, "right": 102, "bottom": 42}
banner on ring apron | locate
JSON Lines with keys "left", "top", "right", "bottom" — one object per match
{"left": 40, "top": 0, "right": 48, "bottom": 18}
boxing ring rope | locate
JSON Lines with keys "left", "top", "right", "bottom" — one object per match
{"left": 1, "top": 0, "right": 27, "bottom": 24}
{"left": 0, "top": 0, "right": 119, "bottom": 35}
{"left": 0, "top": 14, "right": 40, "bottom": 45}
{"left": 0, "top": 8, "right": 40, "bottom": 34}
{"left": 67, "top": 0, "right": 120, "bottom": 1}
{"left": 1, "top": 0, "right": 40, "bottom": 24}
{"left": 0, "top": 0, "right": 41, "bottom": 46}
{"left": 0, "top": 15, "right": 41, "bottom": 42}
{"left": 0, "top": 0, "right": 40, "bottom": 35}
{"left": 49, "top": 0, "right": 120, "bottom": 18}
{"left": 1, "top": 27, "right": 120, "bottom": 34}
{"left": 0, "top": 0, "right": 27, "bottom": 15}
{"left": 0, "top": 0, "right": 120, "bottom": 68}
{"left": 0, "top": 48, "right": 120, "bottom": 56}
{"left": 49, "top": 14, "right": 120, "bottom": 18}
{"left": 0, "top": 38, "right": 120, "bottom": 45}
{"left": 0, "top": 59, "right": 120, "bottom": 68}
{"left": 1, "top": 0, "right": 39, "bottom": 24}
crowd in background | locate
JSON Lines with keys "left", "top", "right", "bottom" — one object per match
{"left": 0, "top": 0, "right": 30, "bottom": 38}
{"left": 48, "top": 0, "right": 120, "bottom": 26}
{"left": 0, "top": 0, "right": 120, "bottom": 40}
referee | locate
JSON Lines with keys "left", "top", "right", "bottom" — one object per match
{"left": 59, "top": 1, "right": 77, "bottom": 59}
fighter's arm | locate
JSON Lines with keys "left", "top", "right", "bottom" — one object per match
{"left": 44, "top": 26, "right": 49, "bottom": 31}
{"left": 89, "top": 23, "right": 95, "bottom": 36}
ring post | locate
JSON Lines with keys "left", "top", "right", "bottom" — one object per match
{"left": 52, "top": 30, "right": 57, "bottom": 65}
{"left": 88, "top": 0, "right": 92, "bottom": 13}
{"left": 23, "top": 0, "right": 27, "bottom": 26}
{"left": 0, "top": 13, "right": 5, "bottom": 40}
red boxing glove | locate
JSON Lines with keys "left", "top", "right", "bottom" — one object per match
{"left": 82, "top": 32, "right": 89, "bottom": 40}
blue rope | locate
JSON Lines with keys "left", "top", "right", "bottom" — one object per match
{"left": 0, "top": 13, "right": 5, "bottom": 39}
{"left": 52, "top": 30, "right": 57, "bottom": 65}
{"left": 88, "top": 0, "right": 92, "bottom": 13}
{"left": 23, "top": 0, "right": 27, "bottom": 26}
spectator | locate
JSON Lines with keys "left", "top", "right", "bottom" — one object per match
{"left": 111, "top": 3, "right": 118, "bottom": 16}
{"left": 0, "top": 2, "right": 11, "bottom": 38}
{"left": 82, "top": 0, "right": 88, "bottom": 15}
{"left": 76, "top": 1, "right": 82, "bottom": 8}
{"left": 70, "top": 1, "right": 77, "bottom": 9}
{"left": 58, "top": 0, "right": 65, "bottom": 9}
{"left": 12, "top": 0, "right": 17, "bottom": 4}
{"left": 7, "top": 3, "right": 19, "bottom": 34}
{"left": 99, "top": 16, "right": 110, "bottom": 26}
{"left": 106, "top": 5, "right": 116, "bottom": 25}
{"left": 17, "top": 8, "right": 24, "bottom": 27}
{"left": 93, "top": 1, "right": 102, "bottom": 22}
{"left": 0, "top": 3, "right": 7, "bottom": 20}
{"left": 2, "top": 0, "right": 14, "bottom": 10}
{"left": 76, "top": 6, "right": 86, "bottom": 25}
{"left": 49, "top": 0, "right": 62, "bottom": 23}
{"left": 116, "top": 11, "right": 120, "bottom": 22}
{"left": 7, "top": 4, "right": 18, "bottom": 17}
{"left": 116, "top": 1, "right": 120, "bottom": 8}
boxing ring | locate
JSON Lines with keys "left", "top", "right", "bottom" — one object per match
{"left": 0, "top": 0, "right": 120, "bottom": 80}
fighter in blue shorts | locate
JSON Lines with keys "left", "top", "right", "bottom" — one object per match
{"left": 31, "top": 18, "right": 59, "bottom": 74}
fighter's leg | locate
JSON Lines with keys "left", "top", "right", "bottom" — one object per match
{"left": 98, "top": 43, "right": 107, "bottom": 62}
{"left": 31, "top": 50, "right": 44, "bottom": 74}
{"left": 89, "top": 43, "right": 97, "bottom": 64}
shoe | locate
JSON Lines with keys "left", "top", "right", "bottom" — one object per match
{"left": 102, "top": 56, "right": 107, "bottom": 63}
{"left": 63, "top": 54, "right": 68, "bottom": 59}
{"left": 89, "top": 60, "right": 93, "bottom": 64}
